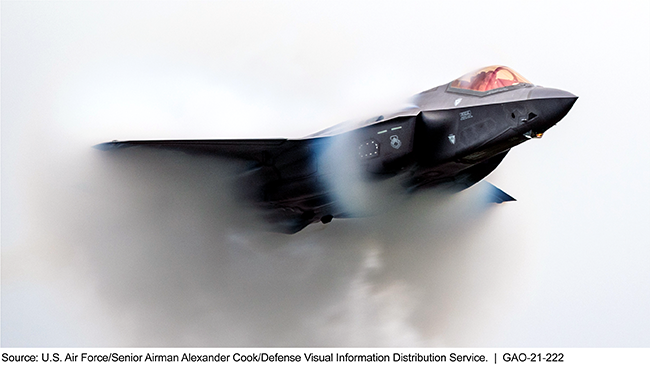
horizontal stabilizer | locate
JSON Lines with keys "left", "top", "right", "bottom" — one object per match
{"left": 483, "top": 182, "right": 516, "bottom": 204}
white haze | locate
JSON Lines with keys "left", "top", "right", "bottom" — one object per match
{"left": 3, "top": 1, "right": 650, "bottom": 347}
{"left": 4, "top": 144, "right": 532, "bottom": 347}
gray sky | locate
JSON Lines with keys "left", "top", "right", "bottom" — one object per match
{"left": 2, "top": 1, "right": 649, "bottom": 347}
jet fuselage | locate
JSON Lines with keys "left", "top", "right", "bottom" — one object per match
{"left": 98, "top": 66, "right": 578, "bottom": 233}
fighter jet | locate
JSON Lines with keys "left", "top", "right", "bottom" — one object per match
{"left": 97, "top": 65, "right": 577, "bottom": 233}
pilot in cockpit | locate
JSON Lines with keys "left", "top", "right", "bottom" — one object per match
{"left": 450, "top": 66, "right": 531, "bottom": 93}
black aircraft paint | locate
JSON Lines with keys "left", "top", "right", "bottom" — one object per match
{"left": 96, "top": 66, "right": 577, "bottom": 233}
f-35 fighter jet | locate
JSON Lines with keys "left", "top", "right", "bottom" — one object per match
{"left": 97, "top": 66, "right": 577, "bottom": 233}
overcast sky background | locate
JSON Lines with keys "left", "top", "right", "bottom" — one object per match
{"left": 2, "top": 1, "right": 649, "bottom": 347}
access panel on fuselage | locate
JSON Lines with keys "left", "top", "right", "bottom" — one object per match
{"left": 353, "top": 116, "right": 417, "bottom": 174}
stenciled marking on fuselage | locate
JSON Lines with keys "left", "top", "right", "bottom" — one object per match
{"left": 377, "top": 130, "right": 387, "bottom": 134}
{"left": 454, "top": 98, "right": 462, "bottom": 106}
{"left": 359, "top": 140, "right": 379, "bottom": 157}
{"left": 448, "top": 134, "right": 456, "bottom": 144}
{"left": 459, "top": 110, "right": 473, "bottom": 121}
{"left": 390, "top": 135, "right": 402, "bottom": 149}
{"left": 391, "top": 126, "right": 402, "bottom": 131}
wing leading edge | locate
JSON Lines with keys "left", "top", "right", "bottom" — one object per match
{"left": 94, "top": 138, "right": 315, "bottom": 163}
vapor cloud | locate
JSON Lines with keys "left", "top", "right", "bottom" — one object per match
{"left": 4, "top": 143, "right": 531, "bottom": 346}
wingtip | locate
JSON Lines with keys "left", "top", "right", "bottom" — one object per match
{"left": 483, "top": 182, "right": 516, "bottom": 204}
{"left": 93, "top": 140, "right": 120, "bottom": 151}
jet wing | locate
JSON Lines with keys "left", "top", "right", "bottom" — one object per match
{"left": 95, "top": 138, "right": 331, "bottom": 233}
{"left": 94, "top": 138, "right": 317, "bottom": 165}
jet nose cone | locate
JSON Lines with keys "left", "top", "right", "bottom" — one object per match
{"left": 529, "top": 87, "right": 578, "bottom": 101}
{"left": 528, "top": 87, "right": 578, "bottom": 129}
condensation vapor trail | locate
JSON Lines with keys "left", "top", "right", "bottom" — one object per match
{"left": 5, "top": 143, "right": 532, "bottom": 347}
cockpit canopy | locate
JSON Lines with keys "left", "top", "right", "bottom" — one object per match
{"left": 449, "top": 65, "right": 532, "bottom": 94}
